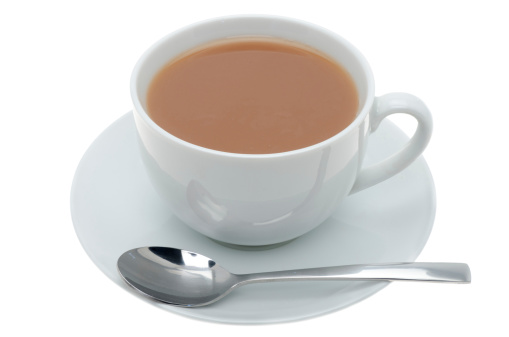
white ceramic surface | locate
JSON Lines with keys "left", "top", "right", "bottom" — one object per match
{"left": 71, "top": 113, "right": 435, "bottom": 324}
{"left": 131, "top": 15, "right": 433, "bottom": 246}
{"left": 131, "top": 15, "right": 432, "bottom": 245}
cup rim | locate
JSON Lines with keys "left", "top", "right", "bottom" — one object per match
{"left": 131, "top": 14, "right": 375, "bottom": 159}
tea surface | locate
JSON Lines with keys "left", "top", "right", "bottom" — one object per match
{"left": 147, "top": 37, "right": 358, "bottom": 154}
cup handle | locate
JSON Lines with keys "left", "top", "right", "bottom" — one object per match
{"left": 350, "top": 92, "right": 433, "bottom": 194}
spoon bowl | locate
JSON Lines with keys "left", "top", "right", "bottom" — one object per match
{"left": 118, "top": 247, "right": 240, "bottom": 306}
{"left": 117, "top": 246, "right": 470, "bottom": 307}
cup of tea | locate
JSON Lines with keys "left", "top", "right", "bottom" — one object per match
{"left": 131, "top": 15, "right": 432, "bottom": 247}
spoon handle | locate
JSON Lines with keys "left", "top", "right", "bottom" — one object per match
{"left": 239, "top": 262, "right": 471, "bottom": 284}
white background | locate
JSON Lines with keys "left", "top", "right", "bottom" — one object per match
{"left": 1, "top": 0, "right": 507, "bottom": 336}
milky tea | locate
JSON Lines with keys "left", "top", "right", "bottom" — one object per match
{"left": 146, "top": 37, "right": 358, "bottom": 154}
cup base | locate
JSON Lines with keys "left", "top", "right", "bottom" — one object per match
{"left": 209, "top": 238, "right": 296, "bottom": 250}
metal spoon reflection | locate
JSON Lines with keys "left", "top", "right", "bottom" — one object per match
{"left": 117, "top": 246, "right": 470, "bottom": 307}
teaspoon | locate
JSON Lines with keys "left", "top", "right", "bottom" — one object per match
{"left": 117, "top": 246, "right": 470, "bottom": 307}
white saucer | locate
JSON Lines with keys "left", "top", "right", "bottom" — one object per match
{"left": 71, "top": 113, "right": 435, "bottom": 324}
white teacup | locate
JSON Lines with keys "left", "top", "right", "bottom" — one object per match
{"left": 131, "top": 15, "right": 432, "bottom": 247}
